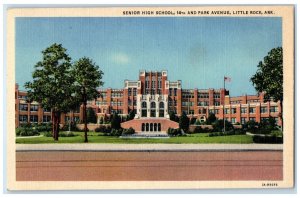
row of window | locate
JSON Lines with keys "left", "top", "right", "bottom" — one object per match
{"left": 169, "top": 88, "right": 177, "bottom": 96}
{"left": 19, "top": 115, "right": 81, "bottom": 123}
{"left": 111, "top": 92, "right": 123, "bottom": 98}
{"left": 128, "top": 88, "right": 137, "bottom": 96}
{"left": 141, "top": 102, "right": 165, "bottom": 109}
{"left": 19, "top": 104, "right": 51, "bottom": 112}
{"left": 111, "top": 101, "right": 123, "bottom": 106}
{"left": 225, "top": 106, "right": 278, "bottom": 114}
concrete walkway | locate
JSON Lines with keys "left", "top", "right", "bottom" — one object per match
{"left": 16, "top": 143, "right": 283, "bottom": 152}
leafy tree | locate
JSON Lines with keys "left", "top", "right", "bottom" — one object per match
{"left": 111, "top": 112, "right": 121, "bottom": 129}
{"left": 72, "top": 57, "right": 104, "bottom": 142}
{"left": 206, "top": 113, "right": 217, "bottom": 125}
{"left": 24, "top": 43, "right": 75, "bottom": 140}
{"left": 212, "top": 119, "right": 234, "bottom": 132}
{"left": 126, "top": 110, "right": 135, "bottom": 121}
{"left": 87, "top": 107, "right": 97, "bottom": 123}
{"left": 250, "top": 47, "right": 283, "bottom": 128}
{"left": 179, "top": 112, "right": 190, "bottom": 132}
{"left": 169, "top": 111, "right": 179, "bottom": 122}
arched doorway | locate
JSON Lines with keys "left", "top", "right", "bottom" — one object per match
{"left": 142, "top": 123, "right": 145, "bottom": 131}
{"left": 154, "top": 123, "right": 157, "bottom": 131}
{"left": 158, "top": 123, "right": 161, "bottom": 131}
{"left": 150, "top": 123, "right": 153, "bottom": 131}
{"left": 146, "top": 123, "right": 149, "bottom": 131}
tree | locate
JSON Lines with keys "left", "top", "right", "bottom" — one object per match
{"left": 87, "top": 107, "right": 97, "bottom": 123}
{"left": 212, "top": 119, "right": 234, "bottom": 132}
{"left": 24, "top": 43, "right": 75, "bottom": 141}
{"left": 250, "top": 47, "right": 283, "bottom": 128}
{"left": 169, "top": 111, "right": 179, "bottom": 122}
{"left": 72, "top": 57, "right": 104, "bottom": 142}
{"left": 111, "top": 112, "right": 121, "bottom": 130}
{"left": 179, "top": 112, "right": 190, "bottom": 132}
{"left": 206, "top": 113, "right": 217, "bottom": 125}
{"left": 126, "top": 110, "right": 135, "bottom": 121}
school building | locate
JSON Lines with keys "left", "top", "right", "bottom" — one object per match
{"left": 15, "top": 70, "right": 282, "bottom": 132}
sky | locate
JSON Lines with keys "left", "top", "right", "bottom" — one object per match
{"left": 16, "top": 17, "right": 282, "bottom": 96}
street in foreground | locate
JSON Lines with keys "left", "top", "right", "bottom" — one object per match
{"left": 16, "top": 150, "right": 282, "bottom": 181}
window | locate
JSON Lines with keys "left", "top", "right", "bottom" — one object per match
{"left": 189, "top": 110, "right": 194, "bottom": 115}
{"left": 214, "top": 93, "right": 220, "bottom": 99}
{"left": 231, "top": 118, "right": 236, "bottom": 124}
{"left": 249, "top": 117, "right": 256, "bottom": 121}
{"left": 169, "top": 88, "right": 172, "bottom": 96}
{"left": 270, "top": 106, "right": 278, "bottom": 113}
{"left": 111, "top": 92, "right": 123, "bottom": 97}
{"left": 141, "top": 101, "right": 147, "bottom": 108}
{"left": 100, "top": 92, "right": 107, "bottom": 98}
{"left": 151, "top": 76, "right": 156, "bottom": 89}
{"left": 215, "top": 109, "right": 219, "bottom": 114}
{"left": 19, "top": 115, "right": 28, "bottom": 122}
{"left": 74, "top": 116, "right": 80, "bottom": 122}
{"left": 249, "top": 107, "right": 256, "bottom": 113}
{"left": 133, "top": 88, "right": 137, "bottom": 96}
{"left": 261, "top": 107, "right": 268, "bottom": 113}
{"left": 158, "top": 77, "right": 162, "bottom": 89}
{"left": 128, "top": 99, "right": 132, "bottom": 106}
{"left": 231, "top": 108, "right": 236, "bottom": 114}
{"left": 19, "top": 104, "right": 28, "bottom": 111}
{"left": 151, "top": 89, "right": 155, "bottom": 95}
{"left": 159, "top": 102, "right": 164, "bottom": 109}
{"left": 198, "top": 93, "right": 209, "bottom": 98}
{"left": 43, "top": 115, "right": 51, "bottom": 122}
{"left": 151, "top": 102, "right": 156, "bottom": 109}
{"left": 214, "top": 101, "right": 220, "bottom": 106}
{"left": 30, "top": 115, "right": 38, "bottom": 123}
{"left": 30, "top": 105, "right": 39, "bottom": 112}
{"left": 174, "top": 88, "right": 177, "bottom": 96}
{"left": 241, "top": 117, "right": 246, "bottom": 124}
{"left": 133, "top": 100, "right": 136, "bottom": 106}
{"left": 225, "top": 108, "right": 230, "bottom": 114}
{"left": 241, "top": 107, "right": 247, "bottom": 114}
{"left": 96, "top": 101, "right": 107, "bottom": 106}
{"left": 128, "top": 88, "right": 132, "bottom": 96}
{"left": 198, "top": 101, "right": 209, "bottom": 106}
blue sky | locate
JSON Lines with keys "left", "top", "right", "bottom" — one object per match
{"left": 16, "top": 17, "right": 282, "bottom": 96}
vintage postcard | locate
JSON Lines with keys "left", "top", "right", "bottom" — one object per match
{"left": 6, "top": 6, "right": 294, "bottom": 190}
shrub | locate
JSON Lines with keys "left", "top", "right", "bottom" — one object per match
{"left": 111, "top": 113, "right": 121, "bottom": 129}
{"left": 34, "top": 123, "right": 52, "bottom": 132}
{"left": 110, "top": 128, "right": 123, "bottom": 136}
{"left": 206, "top": 113, "right": 217, "bottom": 125}
{"left": 252, "top": 135, "right": 283, "bottom": 144}
{"left": 193, "top": 126, "right": 203, "bottom": 133}
{"left": 212, "top": 119, "right": 234, "bottom": 132}
{"left": 16, "top": 127, "right": 40, "bottom": 136}
{"left": 122, "top": 127, "right": 135, "bottom": 135}
{"left": 167, "top": 128, "right": 183, "bottom": 136}
{"left": 179, "top": 112, "right": 190, "bottom": 132}
{"left": 95, "top": 125, "right": 111, "bottom": 133}
{"left": 61, "top": 122, "right": 81, "bottom": 131}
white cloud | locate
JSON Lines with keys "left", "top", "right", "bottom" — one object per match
{"left": 110, "top": 52, "right": 130, "bottom": 64}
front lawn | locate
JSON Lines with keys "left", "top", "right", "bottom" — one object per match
{"left": 16, "top": 131, "right": 254, "bottom": 144}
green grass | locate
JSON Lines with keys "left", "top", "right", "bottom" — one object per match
{"left": 16, "top": 131, "right": 254, "bottom": 144}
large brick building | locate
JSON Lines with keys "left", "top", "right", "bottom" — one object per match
{"left": 15, "top": 70, "right": 282, "bottom": 132}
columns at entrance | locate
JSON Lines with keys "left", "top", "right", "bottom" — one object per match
{"left": 141, "top": 123, "right": 162, "bottom": 132}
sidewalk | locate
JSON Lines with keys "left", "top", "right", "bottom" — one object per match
{"left": 16, "top": 143, "right": 283, "bottom": 152}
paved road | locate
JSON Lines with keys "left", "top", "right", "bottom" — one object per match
{"left": 16, "top": 151, "right": 283, "bottom": 181}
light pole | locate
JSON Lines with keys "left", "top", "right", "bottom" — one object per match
{"left": 81, "top": 86, "right": 88, "bottom": 143}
